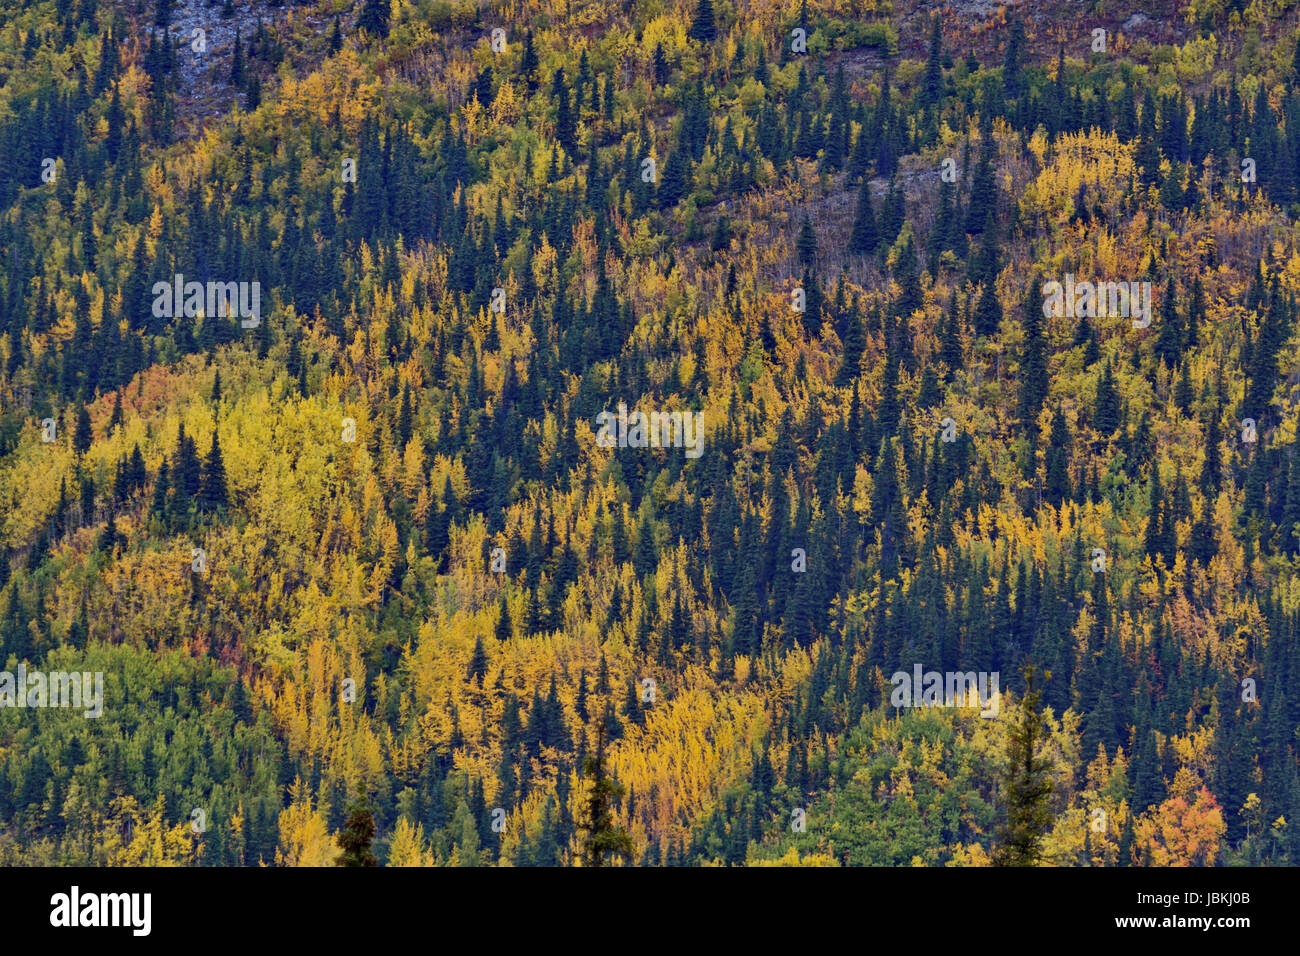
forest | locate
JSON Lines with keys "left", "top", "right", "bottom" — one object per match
{"left": 0, "top": 0, "right": 1299, "bottom": 866}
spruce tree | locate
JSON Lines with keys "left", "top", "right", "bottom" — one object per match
{"left": 335, "top": 784, "right": 378, "bottom": 866}
{"left": 73, "top": 403, "right": 92, "bottom": 456}
{"left": 200, "top": 431, "right": 229, "bottom": 512}
{"left": 849, "top": 177, "right": 877, "bottom": 254}
{"left": 922, "top": 15, "right": 943, "bottom": 108}
{"left": 495, "top": 596, "right": 513, "bottom": 642}
{"left": 553, "top": 69, "right": 574, "bottom": 151}
{"left": 230, "top": 32, "right": 244, "bottom": 85}
{"left": 1093, "top": 362, "right": 1121, "bottom": 434}
{"left": 150, "top": 459, "right": 171, "bottom": 520}
{"left": 652, "top": 43, "right": 669, "bottom": 86}
{"left": 1044, "top": 407, "right": 1071, "bottom": 506}
{"left": 995, "top": 665, "right": 1054, "bottom": 866}
{"left": 688, "top": 0, "right": 716, "bottom": 44}
{"left": 581, "top": 706, "right": 634, "bottom": 866}
{"left": 1018, "top": 278, "right": 1048, "bottom": 430}
{"left": 836, "top": 307, "right": 866, "bottom": 387}
{"left": 467, "top": 636, "right": 488, "bottom": 683}
{"left": 1002, "top": 20, "right": 1025, "bottom": 99}
{"left": 796, "top": 214, "right": 818, "bottom": 267}
{"left": 519, "top": 30, "right": 538, "bottom": 91}
{"left": 357, "top": 0, "right": 390, "bottom": 39}
{"left": 973, "top": 281, "right": 1002, "bottom": 337}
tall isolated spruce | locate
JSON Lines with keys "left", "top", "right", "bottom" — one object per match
{"left": 995, "top": 665, "right": 1055, "bottom": 866}
{"left": 581, "top": 705, "right": 633, "bottom": 866}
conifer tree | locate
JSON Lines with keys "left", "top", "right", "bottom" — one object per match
{"left": 836, "top": 307, "right": 866, "bottom": 387}
{"left": 519, "top": 30, "right": 539, "bottom": 91}
{"left": 1044, "top": 407, "right": 1071, "bottom": 506}
{"left": 922, "top": 15, "right": 943, "bottom": 108}
{"left": 973, "top": 281, "right": 1002, "bottom": 337}
{"left": 72, "top": 403, "right": 92, "bottom": 456}
{"left": 796, "top": 215, "right": 818, "bottom": 268}
{"left": 581, "top": 706, "right": 634, "bottom": 866}
{"left": 553, "top": 69, "right": 575, "bottom": 151}
{"left": 358, "top": 0, "right": 389, "bottom": 39}
{"left": 1002, "top": 21, "right": 1025, "bottom": 98}
{"left": 1093, "top": 362, "right": 1121, "bottom": 434}
{"left": 652, "top": 43, "right": 669, "bottom": 86}
{"left": 688, "top": 0, "right": 716, "bottom": 44}
{"left": 495, "top": 596, "right": 513, "bottom": 642}
{"left": 467, "top": 636, "right": 488, "bottom": 684}
{"left": 1018, "top": 278, "right": 1048, "bottom": 430}
{"left": 200, "top": 431, "right": 229, "bottom": 512}
{"left": 995, "top": 665, "right": 1054, "bottom": 866}
{"left": 849, "top": 177, "right": 877, "bottom": 254}
{"left": 335, "top": 784, "right": 378, "bottom": 866}
{"left": 230, "top": 32, "right": 244, "bottom": 85}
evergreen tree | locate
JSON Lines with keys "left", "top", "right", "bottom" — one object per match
{"left": 150, "top": 459, "right": 171, "bottom": 520}
{"left": 72, "top": 403, "right": 92, "bottom": 456}
{"left": 688, "top": 0, "right": 717, "bottom": 44}
{"left": 652, "top": 43, "right": 669, "bottom": 87}
{"left": 836, "top": 306, "right": 866, "bottom": 387}
{"left": 973, "top": 281, "right": 1002, "bottom": 337}
{"left": 230, "top": 31, "right": 244, "bottom": 85}
{"left": 657, "top": 149, "right": 689, "bottom": 208}
{"left": 796, "top": 214, "right": 818, "bottom": 268}
{"left": 553, "top": 69, "right": 575, "bottom": 151}
{"left": 335, "top": 784, "right": 378, "bottom": 866}
{"left": 200, "top": 431, "right": 229, "bottom": 512}
{"left": 1093, "top": 362, "right": 1121, "bottom": 435}
{"left": 1018, "top": 278, "right": 1047, "bottom": 430}
{"left": 520, "top": 30, "right": 539, "bottom": 91}
{"left": 849, "top": 177, "right": 877, "bottom": 254}
{"left": 467, "top": 636, "right": 488, "bottom": 683}
{"left": 358, "top": 0, "right": 390, "bottom": 39}
{"left": 995, "top": 666, "right": 1054, "bottom": 866}
{"left": 1044, "top": 406, "right": 1071, "bottom": 506}
{"left": 1002, "top": 21, "right": 1026, "bottom": 99}
{"left": 495, "top": 596, "right": 513, "bottom": 642}
{"left": 580, "top": 706, "right": 634, "bottom": 866}
{"left": 922, "top": 15, "right": 943, "bottom": 108}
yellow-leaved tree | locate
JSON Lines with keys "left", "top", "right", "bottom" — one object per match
{"left": 275, "top": 779, "right": 336, "bottom": 867}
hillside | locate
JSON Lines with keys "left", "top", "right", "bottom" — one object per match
{"left": 1, "top": 0, "right": 1299, "bottom": 867}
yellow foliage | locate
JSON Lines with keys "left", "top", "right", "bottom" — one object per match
{"left": 275, "top": 780, "right": 337, "bottom": 866}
